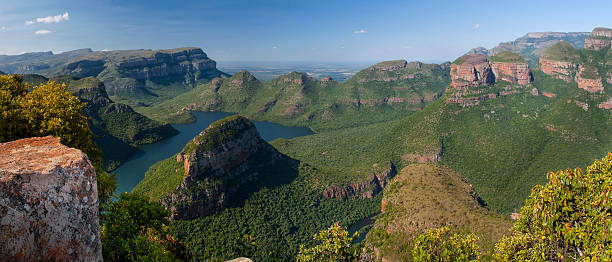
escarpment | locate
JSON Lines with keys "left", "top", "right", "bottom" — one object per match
{"left": 0, "top": 136, "right": 102, "bottom": 261}
{"left": 157, "top": 116, "right": 297, "bottom": 220}
{"left": 322, "top": 161, "right": 397, "bottom": 200}
{"left": 584, "top": 27, "right": 612, "bottom": 50}
{"left": 451, "top": 53, "right": 532, "bottom": 89}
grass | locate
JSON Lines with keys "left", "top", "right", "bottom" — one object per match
{"left": 489, "top": 51, "right": 526, "bottom": 63}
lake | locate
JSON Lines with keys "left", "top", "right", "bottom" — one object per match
{"left": 114, "top": 111, "right": 314, "bottom": 193}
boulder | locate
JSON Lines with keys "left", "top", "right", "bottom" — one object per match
{"left": 0, "top": 136, "right": 102, "bottom": 261}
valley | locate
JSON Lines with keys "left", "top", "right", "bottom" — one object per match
{"left": 0, "top": 23, "right": 611, "bottom": 261}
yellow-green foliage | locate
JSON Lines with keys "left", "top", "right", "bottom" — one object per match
{"left": 0, "top": 74, "right": 116, "bottom": 209}
{"left": 296, "top": 223, "right": 359, "bottom": 262}
{"left": 494, "top": 153, "right": 612, "bottom": 261}
{"left": 412, "top": 227, "right": 480, "bottom": 262}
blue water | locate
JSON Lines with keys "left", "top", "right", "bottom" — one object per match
{"left": 114, "top": 111, "right": 313, "bottom": 193}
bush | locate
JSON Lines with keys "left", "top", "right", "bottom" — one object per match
{"left": 0, "top": 74, "right": 116, "bottom": 210}
{"left": 101, "top": 193, "right": 189, "bottom": 261}
{"left": 494, "top": 153, "right": 612, "bottom": 261}
{"left": 412, "top": 227, "right": 480, "bottom": 262}
{"left": 297, "top": 222, "right": 360, "bottom": 262}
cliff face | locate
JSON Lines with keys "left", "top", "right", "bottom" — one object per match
{"left": 162, "top": 116, "right": 293, "bottom": 220}
{"left": 113, "top": 48, "right": 217, "bottom": 81}
{"left": 539, "top": 58, "right": 578, "bottom": 82}
{"left": 575, "top": 65, "right": 604, "bottom": 93}
{"left": 584, "top": 27, "right": 612, "bottom": 50}
{"left": 321, "top": 162, "right": 396, "bottom": 200}
{"left": 0, "top": 136, "right": 102, "bottom": 261}
{"left": 491, "top": 62, "right": 531, "bottom": 85}
{"left": 450, "top": 54, "right": 494, "bottom": 89}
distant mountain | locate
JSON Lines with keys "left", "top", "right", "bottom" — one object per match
{"left": 23, "top": 74, "right": 178, "bottom": 170}
{"left": 0, "top": 47, "right": 229, "bottom": 107}
{"left": 139, "top": 60, "right": 451, "bottom": 131}
{"left": 467, "top": 31, "right": 589, "bottom": 65}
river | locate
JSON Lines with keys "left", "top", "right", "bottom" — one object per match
{"left": 114, "top": 111, "right": 313, "bottom": 193}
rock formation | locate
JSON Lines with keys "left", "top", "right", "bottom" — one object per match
{"left": 162, "top": 116, "right": 295, "bottom": 220}
{"left": 490, "top": 61, "right": 531, "bottom": 85}
{"left": 584, "top": 27, "right": 612, "bottom": 50}
{"left": 0, "top": 136, "right": 102, "bottom": 261}
{"left": 450, "top": 54, "right": 494, "bottom": 89}
{"left": 539, "top": 41, "right": 580, "bottom": 82}
{"left": 321, "top": 162, "right": 396, "bottom": 200}
{"left": 575, "top": 65, "right": 604, "bottom": 93}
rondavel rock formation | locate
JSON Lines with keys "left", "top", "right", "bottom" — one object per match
{"left": 0, "top": 136, "right": 102, "bottom": 261}
{"left": 162, "top": 116, "right": 296, "bottom": 220}
{"left": 539, "top": 28, "right": 610, "bottom": 94}
{"left": 450, "top": 53, "right": 531, "bottom": 89}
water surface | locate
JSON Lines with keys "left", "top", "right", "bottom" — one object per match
{"left": 114, "top": 111, "right": 313, "bottom": 193}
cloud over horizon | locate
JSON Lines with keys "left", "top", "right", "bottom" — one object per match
{"left": 26, "top": 12, "right": 69, "bottom": 25}
{"left": 353, "top": 29, "right": 367, "bottom": 34}
{"left": 35, "top": 30, "right": 52, "bottom": 35}
{"left": 472, "top": 23, "right": 481, "bottom": 30}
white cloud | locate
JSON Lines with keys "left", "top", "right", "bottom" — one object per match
{"left": 272, "top": 46, "right": 278, "bottom": 49}
{"left": 0, "top": 26, "right": 6, "bottom": 31}
{"left": 472, "top": 23, "right": 480, "bottom": 30}
{"left": 26, "top": 12, "right": 69, "bottom": 25}
{"left": 340, "top": 46, "right": 345, "bottom": 49}
{"left": 403, "top": 45, "right": 411, "bottom": 49}
{"left": 35, "top": 30, "right": 52, "bottom": 35}
{"left": 353, "top": 29, "right": 367, "bottom": 34}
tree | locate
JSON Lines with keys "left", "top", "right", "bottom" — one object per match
{"left": 494, "top": 153, "right": 612, "bottom": 261}
{"left": 101, "top": 192, "right": 189, "bottom": 261}
{"left": 412, "top": 227, "right": 480, "bottom": 262}
{"left": 0, "top": 74, "right": 116, "bottom": 210}
{"left": 296, "top": 222, "right": 359, "bottom": 262}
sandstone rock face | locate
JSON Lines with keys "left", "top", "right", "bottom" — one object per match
{"left": 584, "top": 27, "right": 612, "bottom": 50}
{"left": 450, "top": 54, "right": 494, "bottom": 89}
{"left": 539, "top": 58, "right": 578, "bottom": 82}
{"left": 370, "top": 60, "right": 408, "bottom": 71}
{"left": 598, "top": 99, "right": 612, "bottom": 109}
{"left": 575, "top": 66, "right": 604, "bottom": 93}
{"left": 115, "top": 48, "right": 216, "bottom": 81}
{"left": 322, "top": 162, "right": 396, "bottom": 200}
{"left": 0, "top": 136, "right": 101, "bottom": 261}
{"left": 491, "top": 61, "right": 531, "bottom": 85}
{"left": 164, "top": 116, "right": 290, "bottom": 220}
{"left": 226, "top": 258, "right": 254, "bottom": 262}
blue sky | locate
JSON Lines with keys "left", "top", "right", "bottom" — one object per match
{"left": 0, "top": 0, "right": 610, "bottom": 62}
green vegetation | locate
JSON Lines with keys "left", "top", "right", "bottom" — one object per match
{"left": 132, "top": 157, "right": 185, "bottom": 202}
{"left": 0, "top": 75, "right": 116, "bottom": 208}
{"left": 101, "top": 193, "right": 190, "bottom": 261}
{"left": 412, "top": 227, "right": 480, "bottom": 262}
{"left": 541, "top": 41, "right": 580, "bottom": 62}
{"left": 296, "top": 223, "right": 360, "bottom": 262}
{"left": 489, "top": 51, "right": 526, "bottom": 63}
{"left": 138, "top": 61, "right": 450, "bottom": 132}
{"left": 364, "top": 164, "right": 510, "bottom": 261}
{"left": 494, "top": 153, "right": 612, "bottom": 261}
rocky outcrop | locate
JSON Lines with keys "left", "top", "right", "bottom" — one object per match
{"left": 584, "top": 27, "right": 612, "bottom": 50}
{"left": 540, "top": 58, "right": 577, "bottom": 82}
{"left": 491, "top": 61, "right": 531, "bottom": 85}
{"left": 322, "top": 162, "right": 396, "bottom": 200}
{"left": 370, "top": 60, "right": 409, "bottom": 71}
{"left": 226, "top": 258, "right": 254, "bottom": 262}
{"left": 0, "top": 136, "right": 101, "bottom": 261}
{"left": 61, "top": 59, "right": 105, "bottom": 78}
{"left": 163, "top": 116, "right": 292, "bottom": 220}
{"left": 575, "top": 65, "right": 604, "bottom": 93}
{"left": 450, "top": 54, "right": 494, "bottom": 89}
{"left": 598, "top": 99, "right": 612, "bottom": 109}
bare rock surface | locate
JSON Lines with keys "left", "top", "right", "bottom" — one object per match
{"left": 0, "top": 136, "right": 101, "bottom": 261}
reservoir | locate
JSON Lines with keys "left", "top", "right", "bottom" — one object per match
{"left": 114, "top": 111, "right": 314, "bottom": 193}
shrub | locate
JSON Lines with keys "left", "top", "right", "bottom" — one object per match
{"left": 412, "top": 227, "right": 480, "bottom": 262}
{"left": 297, "top": 223, "right": 359, "bottom": 262}
{"left": 494, "top": 153, "right": 612, "bottom": 261}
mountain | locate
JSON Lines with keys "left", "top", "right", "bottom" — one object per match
{"left": 467, "top": 31, "right": 589, "bottom": 65}
{"left": 22, "top": 74, "right": 178, "bottom": 170}
{"left": 139, "top": 60, "right": 450, "bottom": 131}
{"left": 363, "top": 164, "right": 511, "bottom": 261}
{"left": 0, "top": 47, "right": 229, "bottom": 107}
{"left": 135, "top": 115, "right": 392, "bottom": 260}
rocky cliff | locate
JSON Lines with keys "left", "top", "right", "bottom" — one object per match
{"left": 539, "top": 41, "right": 580, "bottom": 82}
{"left": 584, "top": 27, "right": 612, "bottom": 50}
{"left": 489, "top": 52, "right": 532, "bottom": 85}
{"left": 450, "top": 54, "right": 494, "bottom": 89}
{"left": 321, "top": 161, "right": 396, "bottom": 200}
{"left": 0, "top": 136, "right": 102, "bottom": 261}
{"left": 157, "top": 115, "right": 296, "bottom": 220}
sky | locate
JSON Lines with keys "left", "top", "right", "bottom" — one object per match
{"left": 0, "top": 0, "right": 610, "bottom": 63}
